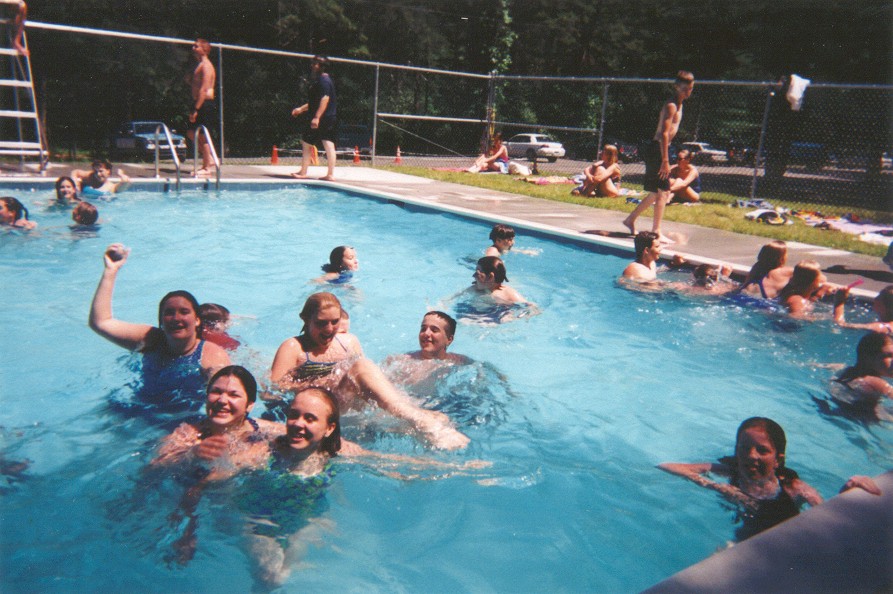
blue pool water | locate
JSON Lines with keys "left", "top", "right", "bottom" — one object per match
{"left": 1, "top": 185, "right": 890, "bottom": 592}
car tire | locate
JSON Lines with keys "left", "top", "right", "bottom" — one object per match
{"left": 547, "top": 157, "right": 557, "bottom": 163}
{"left": 526, "top": 148, "right": 537, "bottom": 161}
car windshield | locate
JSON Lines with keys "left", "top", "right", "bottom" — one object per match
{"left": 133, "top": 123, "right": 164, "bottom": 135}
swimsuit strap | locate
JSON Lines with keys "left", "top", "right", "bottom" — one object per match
{"left": 756, "top": 277, "right": 769, "bottom": 299}
{"left": 247, "top": 417, "right": 259, "bottom": 432}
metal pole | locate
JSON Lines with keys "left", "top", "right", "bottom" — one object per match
{"left": 597, "top": 82, "right": 609, "bottom": 151}
{"left": 372, "top": 64, "right": 379, "bottom": 165}
{"left": 752, "top": 88, "right": 774, "bottom": 199}
{"left": 486, "top": 72, "right": 496, "bottom": 147}
{"left": 217, "top": 45, "right": 224, "bottom": 163}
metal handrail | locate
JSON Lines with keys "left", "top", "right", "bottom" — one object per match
{"left": 153, "top": 123, "right": 181, "bottom": 191}
{"left": 194, "top": 125, "right": 220, "bottom": 189}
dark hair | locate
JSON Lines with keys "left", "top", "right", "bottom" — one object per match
{"left": 72, "top": 201, "right": 98, "bottom": 225}
{"left": 300, "top": 292, "right": 342, "bottom": 333}
{"left": 158, "top": 290, "right": 203, "bottom": 337}
{"left": 199, "top": 303, "right": 230, "bottom": 329}
{"left": 777, "top": 260, "right": 822, "bottom": 300}
{"left": 0, "top": 196, "right": 29, "bottom": 223}
{"left": 55, "top": 176, "right": 79, "bottom": 201}
{"left": 424, "top": 310, "right": 457, "bottom": 339}
{"left": 735, "top": 417, "right": 787, "bottom": 467}
{"left": 477, "top": 256, "right": 508, "bottom": 284}
{"left": 876, "top": 286, "right": 893, "bottom": 322}
{"left": 839, "top": 332, "right": 893, "bottom": 381}
{"left": 634, "top": 231, "right": 659, "bottom": 261}
{"left": 676, "top": 70, "right": 695, "bottom": 85}
{"left": 489, "top": 224, "right": 515, "bottom": 242}
{"left": 207, "top": 365, "right": 258, "bottom": 404}
{"left": 693, "top": 264, "right": 718, "bottom": 286}
{"left": 292, "top": 387, "right": 342, "bottom": 456}
{"left": 91, "top": 159, "right": 112, "bottom": 171}
{"left": 311, "top": 55, "right": 329, "bottom": 73}
{"left": 194, "top": 38, "right": 212, "bottom": 54}
{"left": 322, "top": 246, "right": 352, "bottom": 273}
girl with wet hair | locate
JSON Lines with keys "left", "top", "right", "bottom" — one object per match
{"left": 831, "top": 332, "right": 893, "bottom": 418}
{"left": 777, "top": 260, "right": 838, "bottom": 316}
{"left": 0, "top": 196, "right": 36, "bottom": 229}
{"left": 738, "top": 240, "right": 792, "bottom": 299}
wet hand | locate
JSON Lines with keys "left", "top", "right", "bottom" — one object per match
{"left": 103, "top": 243, "right": 130, "bottom": 269}
{"left": 194, "top": 434, "right": 228, "bottom": 461}
{"left": 840, "top": 475, "right": 882, "bottom": 495}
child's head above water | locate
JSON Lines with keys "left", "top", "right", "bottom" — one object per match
{"left": 72, "top": 201, "right": 98, "bottom": 225}
{"left": 489, "top": 224, "right": 515, "bottom": 253}
{"left": 734, "top": 416, "right": 787, "bottom": 472}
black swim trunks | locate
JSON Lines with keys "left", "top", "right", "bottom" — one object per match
{"left": 642, "top": 140, "right": 671, "bottom": 193}
{"left": 190, "top": 100, "right": 218, "bottom": 134}
{"left": 302, "top": 115, "right": 338, "bottom": 145}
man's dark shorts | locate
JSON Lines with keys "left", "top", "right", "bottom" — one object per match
{"left": 642, "top": 140, "right": 671, "bottom": 192}
{"left": 190, "top": 101, "right": 218, "bottom": 135}
{"left": 302, "top": 116, "right": 338, "bottom": 145}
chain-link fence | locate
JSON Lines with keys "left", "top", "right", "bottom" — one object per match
{"left": 19, "top": 21, "right": 893, "bottom": 212}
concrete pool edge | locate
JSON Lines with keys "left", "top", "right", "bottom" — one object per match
{"left": 2, "top": 174, "right": 880, "bottom": 300}
{"left": 642, "top": 471, "right": 893, "bottom": 594}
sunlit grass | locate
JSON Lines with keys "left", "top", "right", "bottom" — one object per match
{"left": 382, "top": 166, "right": 890, "bottom": 257}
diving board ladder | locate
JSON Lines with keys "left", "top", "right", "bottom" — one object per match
{"left": 0, "top": 18, "right": 47, "bottom": 173}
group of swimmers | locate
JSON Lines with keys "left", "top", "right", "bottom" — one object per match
{"left": 617, "top": 234, "right": 890, "bottom": 538}
{"left": 5, "top": 170, "right": 889, "bottom": 577}
{"left": 0, "top": 161, "right": 131, "bottom": 232}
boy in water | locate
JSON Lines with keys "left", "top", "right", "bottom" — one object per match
{"left": 623, "top": 71, "right": 694, "bottom": 242}
{"left": 71, "top": 160, "right": 130, "bottom": 194}
{"left": 622, "top": 231, "right": 661, "bottom": 281}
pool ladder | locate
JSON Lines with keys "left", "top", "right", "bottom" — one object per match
{"left": 0, "top": 23, "right": 48, "bottom": 172}
{"left": 152, "top": 124, "right": 220, "bottom": 191}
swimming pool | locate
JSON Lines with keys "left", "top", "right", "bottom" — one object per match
{"left": 1, "top": 184, "right": 890, "bottom": 592}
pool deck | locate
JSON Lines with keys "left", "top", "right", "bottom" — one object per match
{"left": 8, "top": 161, "right": 890, "bottom": 296}
{"left": 4, "top": 162, "right": 893, "bottom": 590}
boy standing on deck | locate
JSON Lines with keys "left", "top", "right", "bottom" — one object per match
{"left": 187, "top": 39, "right": 217, "bottom": 176}
{"left": 623, "top": 71, "right": 694, "bottom": 242}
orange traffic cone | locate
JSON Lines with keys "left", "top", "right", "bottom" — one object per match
{"left": 395, "top": 146, "right": 402, "bottom": 165}
{"left": 353, "top": 145, "right": 361, "bottom": 164}
{"left": 271, "top": 145, "right": 279, "bottom": 165}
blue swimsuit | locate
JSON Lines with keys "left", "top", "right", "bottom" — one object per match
{"left": 139, "top": 340, "right": 206, "bottom": 403}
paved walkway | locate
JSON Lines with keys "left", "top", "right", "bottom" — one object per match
{"left": 11, "top": 161, "right": 889, "bottom": 296}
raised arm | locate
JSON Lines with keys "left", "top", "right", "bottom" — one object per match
{"left": 88, "top": 244, "right": 154, "bottom": 351}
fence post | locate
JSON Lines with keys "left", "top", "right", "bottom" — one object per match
{"left": 752, "top": 87, "right": 774, "bottom": 199}
{"left": 372, "top": 64, "right": 379, "bottom": 165}
{"left": 597, "top": 82, "right": 609, "bottom": 151}
{"left": 486, "top": 71, "right": 496, "bottom": 148}
{"left": 217, "top": 45, "right": 224, "bottom": 163}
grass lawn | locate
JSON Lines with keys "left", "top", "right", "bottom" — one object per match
{"left": 381, "top": 165, "right": 891, "bottom": 258}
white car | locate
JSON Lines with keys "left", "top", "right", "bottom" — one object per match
{"left": 505, "top": 133, "right": 566, "bottom": 162}
{"left": 681, "top": 141, "right": 727, "bottom": 165}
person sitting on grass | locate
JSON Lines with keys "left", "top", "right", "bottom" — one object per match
{"left": 667, "top": 149, "right": 701, "bottom": 204}
{"left": 466, "top": 133, "right": 509, "bottom": 173}
{"left": 571, "top": 145, "right": 621, "bottom": 198}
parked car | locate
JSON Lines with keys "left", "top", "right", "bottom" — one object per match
{"left": 110, "top": 121, "right": 187, "bottom": 160}
{"left": 336, "top": 124, "right": 372, "bottom": 156}
{"left": 680, "top": 141, "right": 727, "bottom": 165}
{"left": 726, "top": 140, "right": 757, "bottom": 166}
{"left": 504, "top": 133, "right": 565, "bottom": 162}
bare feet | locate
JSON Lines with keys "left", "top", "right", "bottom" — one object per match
{"left": 194, "top": 168, "right": 211, "bottom": 177}
{"left": 290, "top": 171, "right": 309, "bottom": 179}
{"left": 622, "top": 218, "right": 635, "bottom": 235}
{"left": 318, "top": 175, "right": 335, "bottom": 181}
